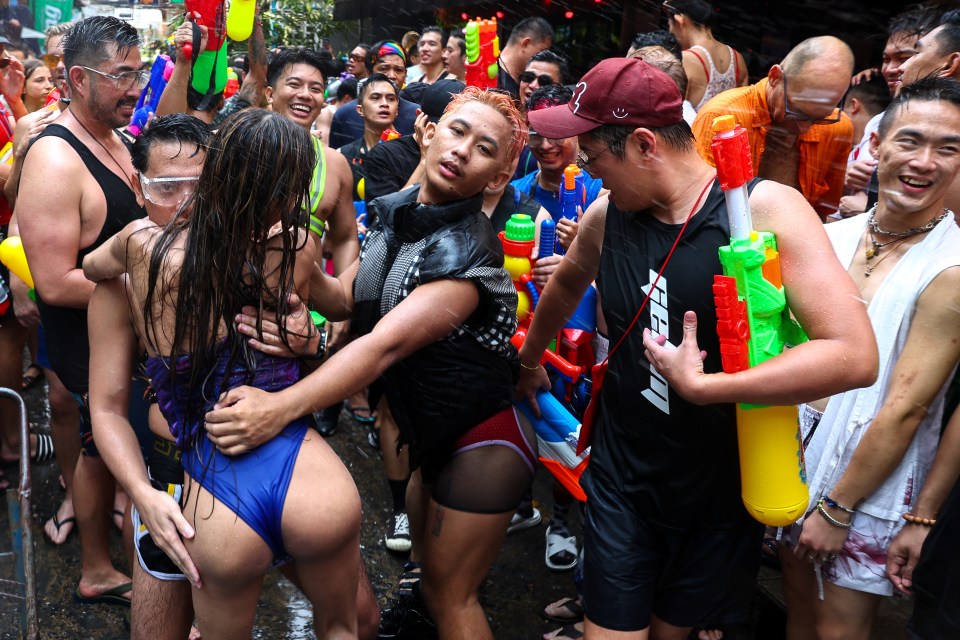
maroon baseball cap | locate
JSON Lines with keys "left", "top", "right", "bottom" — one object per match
{"left": 528, "top": 58, "right": 683, "bottom": 138}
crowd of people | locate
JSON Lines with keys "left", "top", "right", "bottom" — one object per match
{"left": 0, "top": 1, "right": 959, "bottom": 639}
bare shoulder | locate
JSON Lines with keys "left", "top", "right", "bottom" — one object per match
{"left": 323, "top": 144, "right": 351, "bottom": 176}
{"left": 749, "top": 180, "right": 818, "bottom": 232}
{"left": 577, "top": 194, "right": 608, "bottom": 248}
{"left": 22, "top": 131, "right": 85, "bottom": 174}
{"left": 322, "top": 144, "right": 353, "bottom": 194}
{"left": 919, "top": 263, "right": 960, "bottom": 305}
{"left": 581, "top": 193, "right": 608, "bottom": 228}
{"left": 124, "top": 219, "right": 163, "bottom": 253}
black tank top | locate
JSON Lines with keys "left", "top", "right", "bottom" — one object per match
{"left": 589, "top": 179, "right": 761, "bottom": 531}
{"left": 33, "top": 124, "right": 146, "bottom": 394}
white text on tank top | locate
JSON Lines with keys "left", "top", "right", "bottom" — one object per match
{"left": 640, "top": 268, "right": 676, "bottom": 415}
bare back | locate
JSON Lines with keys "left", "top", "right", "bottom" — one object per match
{"left": 122, "top": 222, "right": 316, "bottom": 358}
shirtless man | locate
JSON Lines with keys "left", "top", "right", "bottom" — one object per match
{"left": 88, "top": 114, "right": 209, "bottom": 639}
{"left": 17, "top": 15, "right": 146, "bottom": 606}
{"left": 263, "top": 47, "right": 358, "bottom": 274}
{"left": 781, "top": 76, "right": 960, "bottom": 640}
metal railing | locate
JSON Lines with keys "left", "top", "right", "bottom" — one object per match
{"left": 0, "top": 388, "right": 39, "bottom": 639}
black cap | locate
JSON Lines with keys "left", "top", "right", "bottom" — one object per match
{"left": 419, "top": 79, "right": 466, "bottom": 123}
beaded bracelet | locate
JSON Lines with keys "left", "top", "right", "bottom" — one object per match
{"left": 822, "top": 494, "right": 856, "bottom": 514}
{"left": 902, "top": 513, "right": 936, "bottom": 527}
{"left": 816, "top": 498, "right": 851, "bottom": 529}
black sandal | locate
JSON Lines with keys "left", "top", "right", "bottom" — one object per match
{"left": 542, "top": 597, "right": 584, "bottom": 623}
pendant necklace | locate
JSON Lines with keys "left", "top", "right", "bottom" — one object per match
{"left": 863, "top": 205, "right": 948, "bottom": 262}
{"left": 864, "top": 236, "right": 908, "bottom": 277}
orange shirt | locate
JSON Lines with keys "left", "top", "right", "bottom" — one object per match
{"left": 692, "top": 78, "right": 853, "bottom": 218}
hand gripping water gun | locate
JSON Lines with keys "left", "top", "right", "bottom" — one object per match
{"left": 499, "top": 214, "right": 539, "bottom": 326}
{"left": 710, "top": 115, "right": 810, "bottom": 527}
{"left": 226, "top": 0, "right": 256, "bottom": 42}
{"left": 512, "top": 328, "right": 589, "bottom": 501}
{"left": 537, "top": 211, "right": 596, "bottom": 373}
{"left": 129, "top": 54, "right": 175, "bottom": 137}
{"left": 183, "top": 1, "right": 228, "bottom": 111}
{"left": 556, "top": 165, "right": 584, "bottom": 255}
{"left": 0, "top": 236, "right": 36, "bottom": 300}
{"left": 464, "top": 17, "right": 499, "bottom": 89}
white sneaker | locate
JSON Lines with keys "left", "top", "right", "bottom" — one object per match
{"left": 507, "top": 507, "right": 542, "bottom": 534}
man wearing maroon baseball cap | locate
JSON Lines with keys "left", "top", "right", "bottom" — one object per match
{"left": 517, "top": 57, "right": 877, "bottom": 640}
{"left": 528, "top": 57, "right": 684, "bottom": 138}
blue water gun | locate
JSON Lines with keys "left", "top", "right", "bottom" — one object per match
{"left": 129, "top": 54, "right": 174, "bottom": 137}
{"left": 557, "top": 164, "right": 584, "bottom": 254}
{"left": 511, "top": 328, "right": 589, "bottom": 500}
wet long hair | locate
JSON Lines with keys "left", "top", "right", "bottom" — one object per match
{"left": 143, "top": 109, "right": 315, "bottom": 430}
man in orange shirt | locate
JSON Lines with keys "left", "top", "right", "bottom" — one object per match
{"left": 692, "top": 36, "right": 854, "bottom": 219}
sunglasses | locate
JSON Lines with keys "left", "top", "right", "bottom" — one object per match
{"left": 519, "top": 71, "right": 556, "bottom": 87}
{"left": 0, "top": 58, "right": 10, "bottom": 70}
{"left": 43, "top": 53, "right": 62, "bottom": 69}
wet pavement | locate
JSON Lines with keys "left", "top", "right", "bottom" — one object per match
{"left": 0, "top": 381, "right": 912, "bottom": 639}
{"left": 0, "top": 382, "right": 578, "bottom": 639}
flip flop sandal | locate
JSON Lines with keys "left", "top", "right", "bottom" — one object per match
{"left": 541, "top": 597, "right": 584, "bottom": 623}
{"left": 45, "top": 513, "right": 76, "bottom": 545}
{"left": 345, "top": 401, "right": 377, "bottom": 424}
{"left": 32, "top": 433, "right": 55, "bottom": 464}
{"left": 73, "top": 582, "right": 132, "bottom": 607}
{"left": 544, "top": 622, "right": 584, "bottom": 640}
{"left": 21, "top": 363, "right": 45, "bottom": 391}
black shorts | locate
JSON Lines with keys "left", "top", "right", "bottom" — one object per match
{"left": 581, "top": 470, "right": 763, "bottom": 631}
{"left": 133, "top": 437, "right": 186, "bottom": 581}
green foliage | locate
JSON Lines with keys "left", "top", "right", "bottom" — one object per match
{"left": 263, "top": 0, "right": 342, "bottom": 49}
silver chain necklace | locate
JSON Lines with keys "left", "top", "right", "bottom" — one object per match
{"left": 867, "top": 205, "right": 948, "bottom": 238}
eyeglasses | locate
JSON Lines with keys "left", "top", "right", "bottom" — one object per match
{"left": 528, "top": 130, "right": 566, "bottom": 148}
{"left": 576, "top": 145, "right": 612, "bottom": 177}
{"left": 781, "top": 73, "right": 844, "bottom": 125}
{"left": 80, "top": 66, "right": 149, "bottom": 91}
{"left": 138, "top": 173, "right": 199, "bottom": 207}
{"left": 520, "top": 71, "right": 556, "bottom": 87}
{"left": 43, "top": 53, "right": 62, "bottom": 69}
